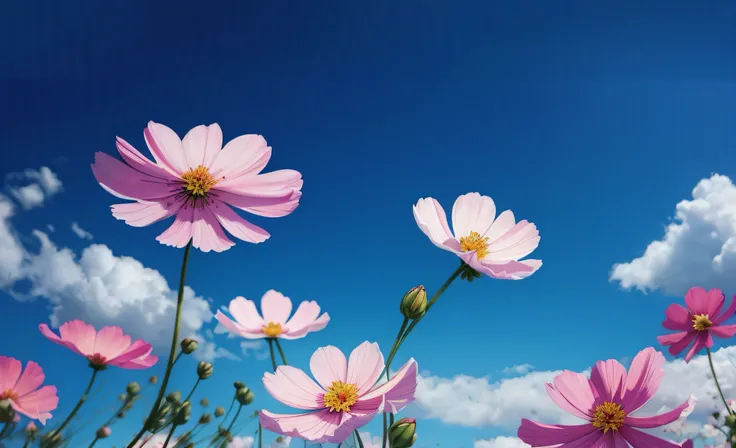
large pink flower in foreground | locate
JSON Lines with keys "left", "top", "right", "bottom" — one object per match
{"left": 259, "top": 341, "right": 417, "bottom": 443}
{"left": 215, "top": 290, "right": 329, "bottom": 340}
{"left": 657, "top": 287, "right": 736, "bottom": 363}
{"left": 0, "top": 356, "right": 58, "bottom": 424}
{"left": 39, "top": 320, "right": 158, "bottom": 370}
{"left": 413, "top": 193, "right": 541, "bottom": 280}
{"left": 91, "top": 121, "right": 303, "bottom": 253}
{"left": 518, "top": 347, "right": 693, "bottom": 448}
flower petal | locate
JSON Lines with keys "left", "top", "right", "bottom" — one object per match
{"left": 310, "top": 346, "right": 348, "bottom": 389}
{"left": 258, "top": 409, "right": 343, "bottom": 443}
{"left": 228, "top": 297, "right": 266, "bottom": 329}
{"left": 13, "top": 361, "right": 44, "bottom": 397}
{"left": 280, "top": 312, "right": 330, "bottom": 340}
{"left": 345, "top": 342, "right": 385, "bottom": 395}
{"left": 662, "top": 304, "right": 692, "bottom": 331}
{"left": 0, "top": 356, "right": 22, "bottom": 392}
{"left": 156, "top": 206, "right": 195, "bottom": 249}
{"left": 471, "top": 256, "right": 542, "bottom": 280}
{"left": 182, "top": 124, "right": 223, "bottom": 170}
{"left": 619, "top": 426, "right": 682, "bottom": 447}
{"left": 144, "top": 121, "right": 189, "bottom": 175}
{"left": 590, "top": 359, "right": 627, "bottom": 404}
{"left": 263, "top": 366, "right": 325, "bottom": 410}
{"left": 56, "top": 320, "right": 97, "bottom": 356}
{"left": 684, "top": 332, "right": 711, "bottom": 363}
{"left": 191, "top": 206, "right": 235, "bottom": 253}
{"left": 413, "top": 198, "right": 462, "bottom": 253}
{"left": 547, "top": 370, "right": 597, "bottom": 420}
{"left": 625, "top": 396, "right": 693, "bottom": 428}
{"left": 107, "top": 340, "right": 154, "bottom": 367}
{"left": 710, "top": 324, "right": 736, "bottom": 338}
{"left": 92, "top": 152, "right": 177, "bottom": 201}
{"left": 451, "top": 193, "right": 497, "bottom": 240}
{"left": 485, "top": 220, "right": 540, "bottom": 263}
{"left": 684, "top": 287, "right": 710, "bottom": 315}
{"left": 212, "top": 201, "right": 270, "bottom": 243}
{"left": 214, "top": 311, "right": 266, "bottom": 339}
{"left": 714, "top": 295, "right": 736, "bottom": 325}
{"left": 111, "top": 200, "right": 181, "bottom": 228}
{"left": 483, "top": 210, "right": 516, "bottom": 243}
{"left": 93, "top": 326, "right": 132, "bottom": 360}
{"left": 209, "top": 134, "right": 271, "bottom": 180}
{"left": 623, "top": 347, "right": 665, "bottom": 412}
{"left": 115, "top": 137, "right": 178, "bottom": 181}
{"left": 11, "top": 385, "right": 58, "bottom": 425}
{"left": 261, "top": 290, "right": 293, "bottom": 325}
{"left": 361, "top": 358, "right": 417, "bottom": 413}
{"left": 517, "top": 420, "right": 598, "bottom": 446}
{"left": 116, "top": 352, "right": 159, "bottom": 369}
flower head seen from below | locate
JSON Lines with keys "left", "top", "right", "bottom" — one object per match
{"left": 259, "top": 341, "right": 418, "bottom": 443}
{"left": 0, "top": 356, "right": 58, "bottom": 424}
{"left": 39, "top": 320, "right": 158, "bottom": 370}
{"left": 91, "top": 121, "right": 303, "bottom": 253}
{"left": 215, "top": 290, "right": 329, "bottom": 340}
{"left": 413, "top": 193, "right": 541, "bottom": 280}
{"left": 657, "top": 287, "right": 736, "bottom": 362}
{"left": 518, "top": 347, "right": 693, "bottom": 447}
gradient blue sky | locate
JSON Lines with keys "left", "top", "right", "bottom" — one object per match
{"left": 2, "top": 1, "right": 736, "bottom": 447}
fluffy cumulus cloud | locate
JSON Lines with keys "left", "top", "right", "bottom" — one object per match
{"left": 0, "top": 195, "right": 24, "bottom": 288}
{"left": 474, "top": 437, "right": 530, "bottom": 448}
{"left": 6, "top": 166, "right": 62, "bottom": 209}
{"left": 502, "top": 364, "right": 534, "bottom": 375}
{"left": 610, "top": 174, "right": 736, "bottom": 296}
{"left": 71, "top": 222, "right": 93, "bottom": 240}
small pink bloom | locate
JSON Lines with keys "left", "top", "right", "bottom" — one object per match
{"left": 518, "top": 347, "right": 692, "bottom": 448}
{"left": 657, "top": 287, "right": 736, "bottom": 362}
{"left": 13, "top": 413, "right": 20, "bottom": 423}
{"left": 25, "top": 421, "right": 37, "bottom": 431}
{"left": 413, "top": 193, "right": 541, "bottom": 280}
{"left": 259, "top": 341, "right": 418, "bottom": 443}
{"left": 215, "top": 290, "right": 329, "bottom": 340}
{"left": 39, "top": 320, "right": 158, "bottom": 370}
{"left": 91, "top": 121, "right": 303, "bottom": 253}
{"left": 0, "top": 356, "right": 58, "bottom": 424}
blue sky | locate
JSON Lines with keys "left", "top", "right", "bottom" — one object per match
{"left": 3, "top": 1, "right": 736, "bottom": 447}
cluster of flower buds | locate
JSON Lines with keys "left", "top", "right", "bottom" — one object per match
{"left": 388, "top": 418, "right": 417, "bottom": 448}
{"left": 400, "top": 286, "right": 428, "bottom": 320}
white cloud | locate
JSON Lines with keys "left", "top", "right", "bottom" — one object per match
{"left": 610, "top": 174, "right": 736, "bottom": 296}
{"left": 0, "top": 196, "right": 24, "bottom": 288}
{"left": 6, "top": 166, "right": 62, "bottom": 209}
{"left": 502, "top": 364, "right": 534, "bottom": 375}
{"left": 474, "top": 437, "right": 530, "bottom": 448}
{"left": 71, "top": 222, "right": 93, "bottom": 240}
{"left": 132, "top": 433, "right": 178, "bottom": 447}
{"left": 229, "top": 436, "right": 254, "bottom": 448}
{"left": 47, "top": 224, "right": 55, "bottom": 232}
{"left": 241, "top": 341, "right": 270, "bottom": 361}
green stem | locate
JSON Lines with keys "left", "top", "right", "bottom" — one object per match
{"left": 23, "top": 438, "right": 32, "bottom": 448}
{"left": 226, "top": 405, "right": 243, "bottom": 433}
{"left": 127, "top": 241, "right": 192, "bottom": 448}
{"left": 258, "top": 422, "right": 262, "bottom": 448}
{"left": 274, "top": 339, "right": 288, "bottom": 366}
{"left": 44, "top": 368, "right": 100, "bottom": 444}
{"left": 267, "top": 339, "right": 278, "bottom": 371}
{"left": 183, "top": 378, "right": 201, "bottom": 404}
{"left": 354, "top": 429, "right": 365, "bottom": 448}
{"left": 162, "top": 423, "right": 178, "bottom": 448}
{"left": 221, "top": 397, "right": 236, "bottom": 425}
{"left": 708, "top": 347, "right": 734, "bottom": 416}
{"left": 88, "top": 436, "right": 99, "bottom": 448}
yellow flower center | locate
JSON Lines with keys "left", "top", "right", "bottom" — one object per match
{"left": 322, "top": 381, "right": 359, "bottom": 413}
{"left": 262, "top": 322, "right": 283, "bottom": 338}
{"left": 0, "top": 389, "right": 18, "bottom": 401}
{"left": 180, "top": 165, "right": 217, "bottom": 197}
{"left": 692, "top": 314, "right": 712, "bottom": 331}
{"left": 591, "top": 402, "right": 626, "bottom": 433}
{"left": 459, "top": 231, "right": 490, "bottom": 260}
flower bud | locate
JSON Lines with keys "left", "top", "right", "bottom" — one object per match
{"left": 400, "top": 286, "right": 427, "bottom": 320}
{"left": 117, "top": 411, "right": 126, "bottom": 418}
{"left": 25, "top": 421, "right": 37, "bottom": 436}
{"left": 96, "top": 427, "right": 111, "bottom": 439}
{"left": 0, "top": 400, "right": 15, "bottom": 423}
{"left": 174, "top": 401, "right": 191, "bottom": 425}
{"left": 388, "top": 418, "right": 417, "bottom": 448}
{"left": 236, "top": 387, "right": 254, "bottom": 406}
{"left": 200, "top": 397, "right": 209, "bottom": 407}
{"left": 118, "top": 393, "right": 127, "bottom": 401}
{"left": 199, "top": 413, "right": 212, "bottom": 424}
{"left": 166, "top": 391, "right": 181, "bottom": 403}
{"left": 726, "top": 414, "right": 736, "bottom": 427}
{"left": 181, "top": 338, "right": 199, "bottom": 355}
{"left": 234, "top": 381, "right": 246, "bottom": 390}
{"left": 126, "top": 381, "right": 141, "bottom": 397}
{"left": 214, "top": 406, "right": 225, "bottom": 417}
{"left": 197, "top": 361, "right": 214, "bottom": 379}
{"left": 149, "top": 375, "right": 158, "bottom": 384}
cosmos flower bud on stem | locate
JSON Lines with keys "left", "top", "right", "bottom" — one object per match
{"left": 149, "top": 375, "right": 158, "bottom": 384}
{"left": 726, "top": 414, "right": 736, "bottom": 427}
{"left": 234, "top": 381, "right": 246, "bottom": 390}
{"left": 400, "top": 286, "right": 427, "bottom": 320}
{"left": 199, "top": 413, "right": 212, "bottom": 424}
{"left": 96, "top": 427, "right": 111, "bottom": 439}
{"left": 214, "top": 406, "right": 225, "bottom": 417}
{"left": 0, "top": 400, "right": 15, "bottom": 423}
{"left": 181, "top": 338, "right": 199, "bottom": 355}
{"left": 167, "top": 391, "right": 182, "bottom": 403}
{"left": 236, "top": 387, "right": 255, "bottom": 405}
{"left": 118, "top": 393, "right": 127, "bottom": 401}
{"left": 388, "top": 418, "right": 417, "bottom": 448}
{"left": 197, "top": 361, "right": 214, "bottom": 379}
{"left": 25, "top": 421, "right": 38, "bottom": 436}
{"left": 200, "top": 397, "right": 209, "bottom": 407}
{"left": 126, "top": 381, "right": 141, "bottom": 397}
{"left": 175, "top": 401, "right": 191, "bottom": 425}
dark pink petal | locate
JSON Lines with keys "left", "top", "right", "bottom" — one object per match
{"left": 710, "top": 324, "right": 736, "bottom": 338}
{"left": 263, "top": 366, "right": 325, "bottom": 410}
{"left": 111, "top": 200, "right": 181, "bottom": 228}
{"left": 212, "top": 201, "right": 270, "bottom": 244}
{"left": 115, "top": 136, "right": 178, "bottom": 181}
{"left": 0, "top": 356, "right": 22, "bottom": 392}
{"left": 590, "top": 359, "right": 627, "bottom": 404}
{"left": 11, "top": 385, "right": 58, "bottom": 425}
{"left": 217, "top": 169, "right": 302, "bottom": 194}
{"left": 94, "top": 326, "right": 132, "bottom": 360}
{"left": 662, "top": 304, "right": 692, "bottom": 331}
{"left": 310, "top": 346, "right": 347, "bottom": 389}
{"left": 619, "top": 425, "right": 683, "bottom": 447}
{"left": 92, "top": 152, "right": 177, "bottom": 201}
{"left": 258, "top": 409, "right": 342, "bottom": 443}
{"left": 517, "top": 419, "right": 597, "bottom": 446}
{"left": 209, "top": 134, "right": 272, "bottom": 181}
{"left": 144, "top": 121, "right": 189, "bottom": 175}
{"left": 546, "top": 370, "right": 597, "bottom": 420}
{"left": 714, "top": 295, "right": 736, "bottom": 325}
{"left": 684, "top": 287, "right": 710, "bottom": 315}
{"left": 361, "top": 358, "right": 417, "bottom": 413}
{"left": 657, "top": 331, "right": 691, "bottom": 347}
{"left": 345, "top": 342, "right": 385, "bottom": 395}
{"left": 13, "top": 361, "right": 45, "bottom": 397}
{"left": 556, "top": 430, "right": 612, "bottom": 448}
{"left": 705, "top": 289, "right": 726, "bottom": 320}
{"left": 684, "top": 332, "right": 711, "bottom": 363}
{"left": 107, "top": 340, "right": 154, "bottom": 367}
{"left": 625, "top": 396, "right": 693, "bottom": 428}
{"left": 181, "top": 124, "right": 223, "bottom": 170}
{"left": 665, "top": 331, "right": 696, "bottom": 357}
{"left": 623, "top": 347, "right": 665, "bottom": 412}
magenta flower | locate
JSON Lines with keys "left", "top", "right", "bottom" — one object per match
{"left": 91, "top": 121, "right": 303, "bottom": 253}
{"left": 259, "top": 341, "right": 417, "bottom": 443}
{"left": 215, "top": 290, "right": 329, "bottom": 339}
{"left": 413, "top": 192, "right": 541, "bottom": 280}
{"left": 39, "top": 320, "right": 158, "bottom": 370}
{"left": 518, "top": 347, "right": 692, "bottom": 448}
{"left": 657, "top": 287, "right": 736, "bottom": 362}
{"left": 0, "top": 356, "right": 58, "bottom": 424}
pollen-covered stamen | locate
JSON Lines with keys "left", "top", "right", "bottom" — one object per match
{"left": 591, "top": 401, "right": 626, "bottom": 433}
{"left": 262, "top": 322, "right": 283, "bottom": 338}
{"left": 692, "top": 314, "right": 713, "bottom": 331}
{"left": 180, "top": 165, "right": 218, "bottom": 198}
{"left": 322, "top": 381, "right": 359, "bottom": 413}
{"left": 87, "top": 353, "right": 108, "bottom": 367}
{"left": 0, "top": 389, "right": 18, "bottom": 401}
{"left": 459, "top": 231, "right": 490, "bottom": 260}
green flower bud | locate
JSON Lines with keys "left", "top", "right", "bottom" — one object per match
{"left": 166, "top": 391, "right": 181, "bottom": 403}
{"left": 234, "top": 381, "right": 246, "bottom": 390}
{"left": 388, "top": 418, "right": 417, "bottom": 448}
{"left": 118, "top": 393, "right": 127, "bottom": 401}
{"left": 199, "top": 413, "right": 212, "bottom": 424}
{"left": 214, "top": 406, "right": 225, "bottom": 417}
{"left": 400, "top": 286, "right": 427, "bottom": 320}
{"left": 40, "top": 432, "right": 62, "bottom": 447}
{"left": 126, "top": 381, "right": 141, "bottom": 397}
{"left": 181, "top": 338, "right": 199, "bottom": 355}
{"left": 123, "top": 401, "right": 134, "bottom": 411}
{"left": 200, "top": 397, "right": 209, "bottom": 407}
{"left": 174, "top": 402, "right": 191, "bottom": 425}
{"left": 726, "top": 414, "right": 736, "bottom": 427}
{"left": 149, "top": 375, "right": 158, "bottom": 384}
{"left": 236, "top": 387, "right": 254, "bottom": 406}
{"left": 0, "top": 400, "right": 15, "bottom": 423}
{"left": 96, "top": 427, "right": 111, "bottom": 439}
{"left": 197, "top": 361, "right": 214, "bottom": 379}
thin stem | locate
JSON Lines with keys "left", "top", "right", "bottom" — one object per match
{"left": 44, "top": 368, "right": 100, "bottom": 444}
{"left": 222, "top": 397, "right": 236, "bottom": 425}
{"left": 354, "top": 429, "right": 365, "bottom": 448}
{"left": 267, "top": 339, "right": 278, "bottom": 371}
{"left": 382, "top": 318, "right": 409, "bottom": 381}
{"left": 274, "top": 339, "right": 288, "bottom": 366}
{"left": 381, "top": 414, "right": 388, "bottom": 448}
{"left": 258, "top": 421, "right": 262, "bottom": 448}
{"left": 226, "top": 405, "right": 243, "bottom": 433}
{"left": 127, "top": 241, "right": 192, "bottom": 448}
{"left": 162, "top": 423, "right": 178, "bottom": 448}
{"left": 708, "top": 347, "right": 734, "bottom": 416}
{"left": 88, "top": 436, "right": 99, "bottom": 448}
{"left": 24, "top": 438, "right": 32, "bottom": 448}
{"left": 183, "top": 378, "right": 201, "bottom": 404}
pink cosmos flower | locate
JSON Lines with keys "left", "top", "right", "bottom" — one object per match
{"left": 657, "top": 287, "right": 736, "bottom": 362}
{"left": 259, "top": 341, "right": 418, "bottom": 443}
{"left": 0, "top": 356, "right": 58, "bottom": 424}
{"left": 518, "top": 347, "right": 693, "bottom": 448}
{"left": 39, "top": 320, "right": 158, "bottom": 370}
{"left": 413, "top": 193, "right": 541, "bottom": 280}
{"left": 91, "top": 121, "right": 303, "bottom": 253}
{"left": 215, "top": 290, "right": 329, "bottom": 339}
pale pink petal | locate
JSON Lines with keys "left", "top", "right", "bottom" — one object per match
{"left": 259, "top": 409, "right": 343, "bottom": 443}
{"left": 111, "top": 200, "right": 181, "bottom": 228}
{"left": 451, "top": 193, "right": 497, "bottom": 240}
{"left": 58, "top": 320, "right": 97, "bottom": 356}
{"left": 619, "top": 426, "right": 682, "bottom": 447}
{"left": 214, "top": 311, "right": 267, "bottom": 339}
{"left": 144, "top": 121, "right": 188, "bottom": 175}
{"left": 346, "top": 342, "right": 385, "bottom": 395}
{"left": 361, "top": 358, "right": 417, "bottom": 413}
{"left": 0, "top": 357, "right": 22, "bottom": 391}
{"left": 412, "top": 198, "right": 462, "bottom": 253}
{"left": 663, "top": 304, "right": 693, "bottom": 331}
{"left": 39, "top": 324, "right": 86, "bottom": 357}
{"left": 485, "top": 220, "right": 540, "bottom": 263}
{"left": 107, "top": 340, "right": 154, "bottom": 367}
{"left": 623, "top": 347, "right": 665, "bottom": 412}
{"left": 713, "top": 295, "right": 736, "bottom": 324}
{"left": 546, "top": 370, "right": 597, "bottom": 420}
{"left": 684, "top": 287, "right": 710, "bottom": 315}
{"left": 281, "top": 312, "right": 330, "bottom": 340}
{"left": 11, "top": 385, "right": 58, "bottom": 425}
{"left": 283, "top": 301, "right": 322, "bottom": 330}
{"left": 93, "top": 326, "right": 132, "bottom": 360}
{"left": 13, "top": 361, "right": 45, "bottom": 397}
{"left": 483, "top": 210, "right": 516, "bottom": 243}
{"left": 212, "top": 200, "right": 270, "bottom": 243}
{"left": 625, "top": 397, "right": 693, "bottom": 428}
{"left": 263, "top": 366, "right": 325, "bottom": 410}
{"left": 92, "top": 152, "right": 177, "bottom": 201}
{"left": 217, "top": 169, "right": 301, "bottom": 194}
{"left": 310, "top": 346, "right": 348, "bottom": 389}
{"left": 239, "top": 190, "right": 302, "bottom": 218}
{"left": 710, "top": 324, "right": 736, "bottom": 338}
{"left": 156, "top": 206, "right": 195, "bottom": 249}
{"left": 115, "top": 137, "right": 178, "bottom": 181}
{"left": 684, "top": 332, "right": 711, "bottom": 363}
{"left": 261, "top": 290, "right": 293, "bottom": 325}
{"left": 190, "top": 206, "right": 235, "bottom": 253}
{"left": 517, "top": 419, "right": 598, "bottom": 446}
{"left": 468, "top": 253, "right": 542, "bottom": 280}
{"left": 590, "top": 359, "right": 627, "bottom": 404}
{"left": 229, "top": 297, "right": 266, "bottom": 329}
{"left": 209, "top": 134, "right": 271, "bottom": 180}
{"left": 337, "top": 396, "right": 384, "bottom": 440}
{"left": 182, "top": 124, "right": 223, "bottom": 169}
